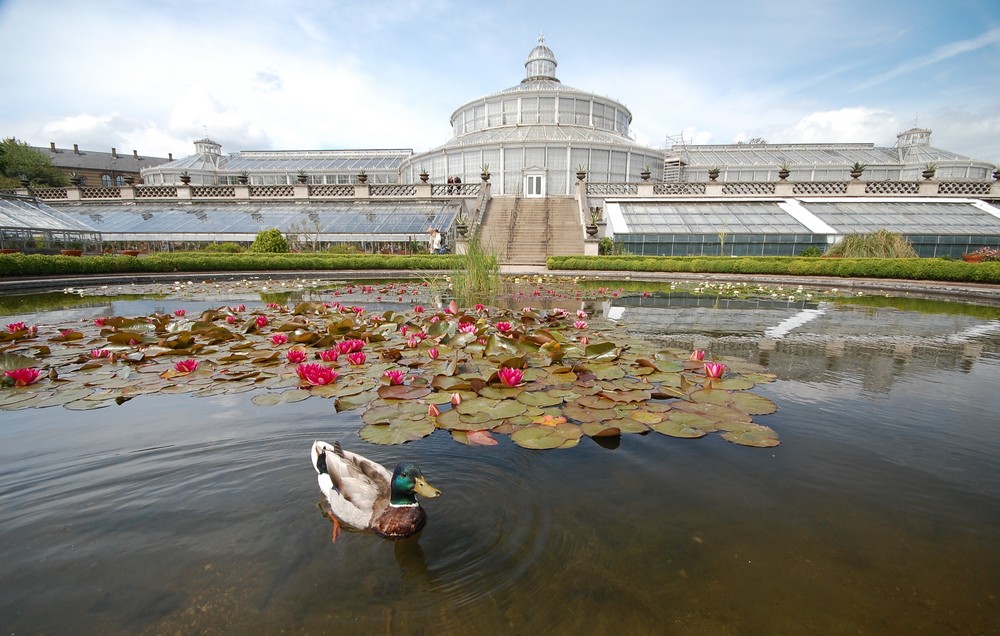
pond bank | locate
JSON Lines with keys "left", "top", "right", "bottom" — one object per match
{"left": 0, "top": 266, "right": 998, "bottom": 305}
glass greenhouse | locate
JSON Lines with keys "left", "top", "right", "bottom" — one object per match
{"left": 0, "top": 195, "right": 101, "bottom": 252}
{"left": 0, "top": 196, "right": 460, "bottom": 251}
{"left": 606, "top": 198, "right": 1000, "bottom": 257}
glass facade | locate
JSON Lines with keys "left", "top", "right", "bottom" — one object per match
{"left": 608, "top": 199, "right": 1000, "bottom": 258}
{"left": 49, "top": 201, "right": 460, "bottom": 244}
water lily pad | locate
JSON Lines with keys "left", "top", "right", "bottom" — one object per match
{"left": 515, "top": 391, "right": 564, "bottom": 407}
{"left": 720, "top": 423, "right": 780, "bottom": 447}
{"left": 377, "top": 385, "right": 432, "bottom": 400}
{"left": 650, "top": 419, "right": 708, "bottom": 438}
{"left": 0, "top": 352, "right": 39, "bottom": 370}
{"left": 510, "top": 423, "right": 581, "bottom": 450}
{"left": 250, "top": 393, "right": 284, "bottom": 406}
{"left": 580, "top": 422, "right": 622, "bottom": 438}
{"left": 359, "top": 419, "right": 435, "bottom": 445}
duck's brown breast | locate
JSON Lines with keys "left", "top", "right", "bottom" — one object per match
{"left": 372, "top": 505, "right": 427, "bottom": 539}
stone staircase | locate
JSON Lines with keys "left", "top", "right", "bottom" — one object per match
{"left": 477, "top": 196, "right": 583, "bottom": 265}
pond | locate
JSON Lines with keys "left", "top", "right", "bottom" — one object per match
{"left": 1, "top": 277, "right": 998, "bottom": 634}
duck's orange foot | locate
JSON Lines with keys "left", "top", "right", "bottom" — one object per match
{"left": 326, "top": 512, "right": 343, "bottom": 543}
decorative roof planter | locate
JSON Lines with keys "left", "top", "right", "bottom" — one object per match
{"left": 420, "top": 169, "right": 429, "bottom": 183}
{"left": 640, "top": 166, "right": 651, "bottom": 181}
{"left": 480, "top": 164, "right": 490, "bottom": 182}
{"left": 296, "top": 171, "right": 308, "bottom": 184}
{"left": 708, "top": 167, "right": 720, "bottom": 182}
{"left": 777, "top": 162, "right": 790, "bottom": 181}
{"left": 179, "top": 171, "right": 191, "bottom": 185}
{"left": 357, "top": 170, "right": 368, "bottom": 184}
{"left": 576, "top": 164, "right": 587, "bottom": 181}
{"left": 922, "top": 163, "right": 937, "bottom": 180}
{"left": 850, "top": 162, "right": 867, "bottom": 180}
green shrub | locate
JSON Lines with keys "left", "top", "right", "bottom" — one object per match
{"left": 825, "top": 230, "right": 917, "bottom": 258}
{"left": 249, "top": 229, "right": 289, "bottom": 253}
{"left": 204, "top": 242, "right": 245, "bottom": 253}
{"left": 799, "top": 246, "right": 823, "bottom": 257}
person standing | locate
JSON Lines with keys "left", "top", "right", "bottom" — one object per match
{"left": 428, "top": 228, "right": 442, "bottom": 253}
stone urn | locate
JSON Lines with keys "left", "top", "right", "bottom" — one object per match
{"left": 708, "top": 169, "right": 720, "bottom": 182}
{"left": 586, "top": 224, "right": 598, "bottom": 237}
{"left": 921, "top": 169, "right": 936, "bottom": 180}
{"left": 640, "top": 169, "right": 651, "bottom": 181}
{"left": 420, "top": 171, "right": 429, "bottom": 183}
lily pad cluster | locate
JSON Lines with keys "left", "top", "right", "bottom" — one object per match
{"left": 0, "top": 283, "right": 780, "bottom": 449}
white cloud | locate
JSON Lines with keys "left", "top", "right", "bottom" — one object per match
{"left": 774, "top": 107, "right": 901, "bottom": 145}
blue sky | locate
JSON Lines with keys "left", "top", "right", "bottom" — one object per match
{"left": 1, "top": 0, "right": 998, "bottom": 164}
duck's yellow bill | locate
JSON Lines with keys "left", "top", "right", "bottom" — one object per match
{"left": 414, "top": 476, "right": 441, "bottom": 498}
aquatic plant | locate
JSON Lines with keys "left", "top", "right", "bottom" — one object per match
{"left": 0, "top": 279, "right": 783, "bottom": 450}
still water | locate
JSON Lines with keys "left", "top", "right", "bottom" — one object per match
{"left": 1, "top": 286, "right": 999, "bottom": 634}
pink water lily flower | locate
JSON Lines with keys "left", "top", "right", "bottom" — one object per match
{"left": 286, "top": 349, "right": 307, "bottom": 363}
{"left": 174, "top": 359, "right": 199, "bottom": 374}
{"left": 296, "top": 363, "right": 339, "bottom": 386}
{"left": 256, "top": 315, "right": 269, "bottom": 328}
{"left": 427, "top": 347, "right": 439, "bottom": 360}
{"left": 451, "top": 392, "right": 462, "bottom": 406}
{"left": 338, "top": 339, "right": 365, "bottom": 354}
{"left": 4, "top": 367, "right": 41, "bottom": 386}
{"left": 574, "top": 320, "right": 588, "bottom": 329}
{"left": 414, "top": 305, "right": 425, "bottom": 313}
{"left": 173, "top": 309, "right": 186, "bottom": 317}
{"left": 91, "top": 348, "right": 111, "bottom": 358}
{"left": 496, "top": 321, "right": 512, "bottom": 334}
{"left": 690, "top": 350, "right": 706, "bottom": 362}
{"left": 347, "top": 352, "right": 367, "bottom": 365}
{"left": 576, "top": 310, "right": 588, "bottom": 319}
{"left": 226, "top": 315, "right": 236, "bottom": 324}
{"left": 408, "top": 335, "right": 421, "bottom": 349}
{"left": 428, "top": 403, "right": 441, "bottom": 417}
{"left": 6, "top": 321, "right": 27, "bottom": 333}
{"left": 703, "top": 362, "right": 726, "bottom": 379}
{"left": 319, "top": 349, "right": 339, "bottom": 362}
{"left": 498, "top": 366, "right": 525, "bottom": 387}
{"left": 383, "top": 369, "right": 406, "bottom": 385}
{"left": 458, "top": 322, "right": 477, "bottom": 334}
{"left": 271, "top": 333, "right": 289, "bottom": 345}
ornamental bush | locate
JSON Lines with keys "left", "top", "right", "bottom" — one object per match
{"left": 249, "top": 229, "right": 289, "bottom": 253}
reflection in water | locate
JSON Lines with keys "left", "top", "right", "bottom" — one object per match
{"left": 1, "top": 290, "right": 999, "bottom": 634}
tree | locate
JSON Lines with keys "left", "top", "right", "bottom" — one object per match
{"left": 249, "top": 228, "right": 289, "bottom": 253}
{"left": 0, "top": 137, "right": 69, "bottom": 188}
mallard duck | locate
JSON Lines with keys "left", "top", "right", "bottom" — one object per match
{"left": 310, "top": 440, "right": 441, "bottom": 541}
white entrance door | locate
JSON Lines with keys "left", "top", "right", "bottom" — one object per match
{"left": 525, "top": 173, "right": 545, "bottom": 197}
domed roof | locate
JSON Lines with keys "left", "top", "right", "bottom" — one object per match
{"left": 523, "top": 34, "right": 558, "bottom": 83}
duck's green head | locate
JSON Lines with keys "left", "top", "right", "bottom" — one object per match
{"left": 390, "top": 462, "right": 441, "bottom": 506}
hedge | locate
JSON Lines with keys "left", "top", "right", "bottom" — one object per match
{"left": 0, "top": 253, "right": 463, "bottom": 278}
{"left": 546, "top": 255, "right": 1000, "bottom": 285}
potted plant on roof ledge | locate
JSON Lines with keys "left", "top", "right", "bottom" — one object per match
{"left": 921, "top": 163, "right": 937, "bottom": 180}
{"left": 237, "top": 170, "right": 249, "bottom": 185}
{"left": 420, "top": 167, "right": 430, "bottom": 183}
{"left": 357, "top": 170, "right": 368, "bottom": 184}
{"left": 708, "top": 167, "right": 720, "bottom": 182}
{"left": 480, "top": 164, "right": 490, "bottom": 181}
{"left": 849, "top": 162, "right": 867, "bottom": 179}
{"left": 777, "top": 162, "right": 791, "bottom": 180}
{"left": 296, "top": 170, "right": 308, "bottom": 184}
{"left": 179, "top": 171, "right": 191, "bottom": 185}
{"left": 640, "top": 165, "right": 651, "bottom": 181}
{"left": 576, "top": 164, "right": 587, "bottom": 181}
{"left": 454, "top": 213, "right": 469, "bottom": 237}
{"left": 69, "top": 172, "right": 83, "bottom": 187}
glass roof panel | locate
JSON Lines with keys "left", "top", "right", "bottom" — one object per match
{"left": 807, "top": 202, "right": 1000, "bottom": 234}
{"left": 50, "top": 202, "right": 460, "bottom": 240}
{"left": 616, "top": 201, "right": 809, "bottom": 234}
